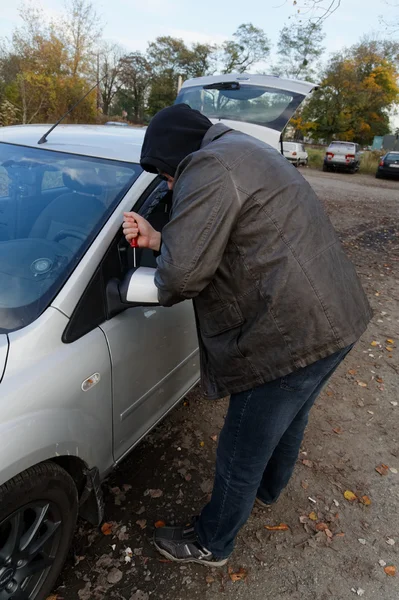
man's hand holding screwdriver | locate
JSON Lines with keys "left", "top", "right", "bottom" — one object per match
{"left": 123, "top": 212, "right": 162, "bottom": 252}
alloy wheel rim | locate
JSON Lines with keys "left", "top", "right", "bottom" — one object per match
{"left": 0, "top": 501, "right": 62, "bottom": 600}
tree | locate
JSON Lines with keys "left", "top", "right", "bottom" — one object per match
{"left": 290, "top": 0, "right": 342, "bottom": 24}
{"left": 98, "top": 43, "right": 124, "bottom": 115}
{"left": 61, "top": 0, "right": 102, "bottom": 77}
{"left": 274, "top": 21, "right": 325, "bottom": 81}
{"left": 116, "top": 52, "right": 152, "bottom": 122}
{"left": 300, "top": 40, "right": 399, "bottom": 144}
{"left": 221, "top": 23, "right": 270, "bottom": 73}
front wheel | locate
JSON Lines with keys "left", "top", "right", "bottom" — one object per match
{"left": 0, "top": 462, "right": 78, "bottom": 600}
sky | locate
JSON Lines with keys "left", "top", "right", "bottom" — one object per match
{"left": 0, "top": 0, "right": 397, "bottom": 125}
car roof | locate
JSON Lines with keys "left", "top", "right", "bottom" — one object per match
{"left": 0, "top": 124, "right": 146, "bottom": 163}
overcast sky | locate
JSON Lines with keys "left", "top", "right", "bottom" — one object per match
{"left": 0, "top": 0, "right": 393, "bottom": 57}
{"left": 1, "top": 0, "right": 397, "bottom": 126}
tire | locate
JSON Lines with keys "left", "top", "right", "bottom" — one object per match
{"left": 0, "top": 462, "right": 78, "bottom": 600}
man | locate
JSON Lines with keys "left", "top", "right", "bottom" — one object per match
{"left": 123, "top": 104, "right": 372, "bottom": 567}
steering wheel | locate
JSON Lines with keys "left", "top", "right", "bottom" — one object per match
{"left": 53, "top": 229, "right": 87, "bottom": 243}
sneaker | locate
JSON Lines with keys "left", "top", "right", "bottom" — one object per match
{"left": 153, "top": 519, "right": 228, "bottom": 567}
{"left": 255, "top": 497, "right": 271, "bottom": 509}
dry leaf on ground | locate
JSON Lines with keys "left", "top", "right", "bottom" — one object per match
{"left": 206, "top": 575, "right": 215, "bottom": 584}
{"left": 210, "top": 435, "right": 218, "bottom": 442}
{"left": 316, "top": 522, "right": 328, "bottom": 531}
{"left": 302, "top": 459, "right": 313, "bottom": 468}
{"left": 384, "top": 566, "right": 396, "bottom": 577}
{"left": 265, "top": 523, "right": 289, "bottom": 531}
{"left": 101, "top": 522, "right": 113, "bottom": 536}
{"left": 136, "top": 519, "right": 147, "bottom": 529}
{"left": 148, "top": 489, "right": 163, "bottom": 498}
{"left": 333, "top": 427, "right": 343, "bottom": 434}
{"left": 46, "top": 596, "right": 60, "bottom": 600}
{"left": 357, "top": 381, "right": 367, "bottom": 387}
{"left": 375, "top": 464, "right": 389, "bottom": 476}
{"left": 370, "top": 341, "right": 379, "bottom": 347}
{"left": 154, "top": 520, "right": 165, "bottom": 528}
{"left": 344, "top": 490, "right": 357, "bottom": 502}
{"left": 360, "top": 495, "right": 371, "bottom": 506}
{"left": 308, "top": 512, "right": 318, "bottom": 521}
{"left": 228, "top": 567, "right": 248, "bottom": 582}
{"left": 301, "top": 480, "right": 309, "bottom": 490}
{"left": 386, "top": 338, "right": 394, "bottom": 344}
{"left": 348, "top": 369, "right": 357, "bottom": 375}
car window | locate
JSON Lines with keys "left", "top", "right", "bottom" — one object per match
{"left": 386, "top": 153, "right": 399, "bottom": 160}
{"left": 329, "top": 142, "right": 355, "bottom": 151}
{"left": 0, "top": 142, "right": 142, "bottom": 334}
{"left": 301, "top": 144, "right": 306, "bottom": 152}
{"left": 176, "top": 84, "right": 306, "bottom": 131}
{"left": 283, "top": 142, "right": 295, "bottom": 151}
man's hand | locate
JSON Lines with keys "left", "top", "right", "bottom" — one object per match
{"left": 123, "top": 212, "right": 161, "bottom": 252}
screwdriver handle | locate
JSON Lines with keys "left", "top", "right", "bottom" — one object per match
{"left": 130, "top": 237, "right": 138, "bottom": 248}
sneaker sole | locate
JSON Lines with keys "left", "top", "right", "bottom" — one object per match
{"left": 255, "top": 497, "right": 270, "bottom": 509}
{"left": 153, "top": 540, "right": 228, "bottom": 567}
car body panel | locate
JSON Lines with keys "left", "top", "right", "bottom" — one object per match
{"left": 176, "top": 73, "right": 317, "bottom": 152}
{"left": 0, "top": 307, "right": 113, "bottom": 486}
{"left": 0, "top": 124, "right": 146, "bottom": 163}
{"left": 0, "top": 334, "right": 8, "bottom": 382}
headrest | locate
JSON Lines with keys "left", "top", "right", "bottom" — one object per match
{"left": 62, "top": 162, "right": 104, "bottom": 196}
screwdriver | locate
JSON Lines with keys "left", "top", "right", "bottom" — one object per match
{"left": 130, "top": 236, "right": 138, "bottom": 268}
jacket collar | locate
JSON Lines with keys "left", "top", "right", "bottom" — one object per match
{"left": 201, "top": 123, "right": 233, "bottom": 149}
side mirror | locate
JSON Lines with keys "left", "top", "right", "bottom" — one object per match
{"left": 120, "top": 267, "right": 159, "bottom": 304}
{"left": 106, "top": 267, "right": 159, "bottom": 318}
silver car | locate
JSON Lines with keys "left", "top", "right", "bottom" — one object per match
{"left": 0, "top": 73, "right": 315, "bottom": 600}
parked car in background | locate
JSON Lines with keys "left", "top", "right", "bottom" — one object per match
{"left": 282, "top": 141, "right": 308, "bottom": 167}
{"left": 323, "top": 141, "right": 361, "bottom": 174}
{"left": 375, "top": 151, "right": 399, "bottom": 179}
{"left": 0, "top": 74, "right": 318, "bottom": 600}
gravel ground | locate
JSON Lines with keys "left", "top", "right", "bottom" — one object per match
{"left": 54, "top": 169, "right": 399, "bottom": 600}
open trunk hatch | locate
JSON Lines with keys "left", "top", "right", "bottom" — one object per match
{"left": 175, "top": 73, "right": 317, "bottom": 151}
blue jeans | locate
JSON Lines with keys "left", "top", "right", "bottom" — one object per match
{"left": 195, "top": 346, "right": 353, "bottom": 559}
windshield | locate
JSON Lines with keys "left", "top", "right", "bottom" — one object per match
{"left": 175, "top": 84, "right": 305, "bottom": 131}
{"left": 0, "top": 143, "right": 142, "bottom": 333}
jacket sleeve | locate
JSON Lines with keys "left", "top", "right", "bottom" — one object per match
{"left": 154, "top": 152, "right": 242, "bottom": 307}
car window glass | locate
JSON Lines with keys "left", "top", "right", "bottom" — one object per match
{"left": 386, "top": 153, "right": 399, "bottom": 160}
{"left": 283, "top": 142, "right": 295, "bottom": 151}
{"left": 0, "top": 142, "right": 142, "bottom": 334}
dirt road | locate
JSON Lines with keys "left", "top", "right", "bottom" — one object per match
{"left": 56, "top": 170, "right": 399, "bottom": 600}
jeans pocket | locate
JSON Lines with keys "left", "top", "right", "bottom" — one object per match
{"left": 280, "top": 370, "right": 308, "bottom": 392}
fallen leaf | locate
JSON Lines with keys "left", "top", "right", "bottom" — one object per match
{"left": 334, "top": 532, "right": 345, "bottom": 538}
{"left": 107, "top": 568, "right": 123, "bottom": 584}
{"left": 386, "top": 346, "right": 394, "bottom": 352}
{"left": 348, "top": 369, "right": 357, "bottom": 375}
{"left": 360, "top": 495, "right": 371, "bottom": 506}
{"left": 357, "top": 381, "right": 367, "bottom": 388}
{"left": 376, "top": 376, "right": 383, "bottom": 383}
{"left": 101, "top": 522, "right": 113, "bottom": 536}
{"left": 154, "top": 520, "right": 165, "bottom": 528}
{"left": 386, "top": 338, "right": 394, "bottom": 344}
{"left": 148, "top": 489, "right": 163, "bottom": 498}
{"left": 228, "top": 567, "right": 248, "bottom": 582}
{"left": 375, "top": 464, "right": 389, "bottom": 476}
{"left": 264, "top": 523, "right": 289, "bottom": 531}
{"left": 325, "top": 529, "right": 333, "bottom": 538}
{"left": 136, "top": 519, "right": 147, "bottom": 530}
{"left": 333, "top": 427, "right": 343, "bottom": 435}
{"left": 316, "top": 522, "right": 328, "bottom": 531}
{"left": 384, "top": 566, "right": 396, "bottom": 577}
{"left": 308, "top": 512, "right": 318, "bottom": 521}
{"left": 344, "top": 490, "right": 357, "bottom": 502}
{"left": 370, "top": 341, "right": 379, "bottom": 347}
{"left": 210, "top": 435, "right": 218, "bottom": 442}
{"left": 301, "top": 480, "right": 309, "bottom": 490}
{"left": 302, "top": 459, "right": 313, "bottom": 468}
{"left": 205, "top": 575, "right": 215, "bottom": 584}
{"left": 200, "top": 441, "right": 205, "bottom": 447}
{"left": 326, "top": 390, "right": 333, "bottom": 396}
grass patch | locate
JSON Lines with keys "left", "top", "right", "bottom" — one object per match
{"left": 305, "top": 147, "right": 382, "bottom": 175}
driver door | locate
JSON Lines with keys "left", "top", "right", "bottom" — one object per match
{"left": 101, "top": 181, "right": 200, "bottom": 461}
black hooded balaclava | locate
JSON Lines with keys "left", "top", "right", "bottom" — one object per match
{"left": 140, "top": 104, "right": 213, "bottom": 177}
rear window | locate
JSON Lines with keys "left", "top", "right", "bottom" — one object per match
{"left": 329, "top": 142, "right": 356, "bottom": 152}
{"left": 176, "top": 84, "right": 306, "bottom": 131}
{"left": 386, "top": 153, "right": 399, "bottom": 160}
{"left": 283, "top": 142, "right": 296, "bottom": 151}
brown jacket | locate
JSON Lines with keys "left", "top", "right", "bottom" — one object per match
{"left": 155, "top": 124, "right": 372, "bottom": 399}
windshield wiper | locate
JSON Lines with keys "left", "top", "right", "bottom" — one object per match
{"left": 203, "top": 82, "right": 241, "bottom": 91}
